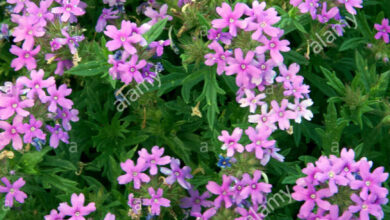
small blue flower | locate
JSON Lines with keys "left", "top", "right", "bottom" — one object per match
{"left": 114, "top": 50, "right": 122, "bottom": 60}
{"left": 155, "top": 62, "right": 164, "bottom": 73}
{"left": 217, "top": 155, "right": 232, "bottom": 168}
{"left": 31, "top": 138, "right": 46, "bottom": 151}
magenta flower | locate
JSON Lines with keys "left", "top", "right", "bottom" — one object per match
{"left": 317, "top": 2, "right": 339, "bottom": 23}
{"left": 26, "top": 0, "right": 54, "bottom": 26}
{"left": 218, "top": 127, "right": 244, "bottom": 157}
{"left": 149, "top": 39, "right": 170, "bottom": 56}
{"left": 0, "top": 94, "right": 34, "bottom": 120}
{"left": 16, "top": 69, "right": 55, "bottom": 100}
{"left": 46, "top": 124, "right": 69, "bottom": 148}
{"left": 138, "top": 146, "right": 171, "bottom": 175}
{"left": 0, "top": 177, "right": 27, "bottom": 207}
{"left": 206, "top": 175, "right": 233, "bottom": 208}
{"left": 12, "top": 16, "right": 45, "bottom": 49}
{"left": 44, "top": 209, "right": 65, "bottom": 220}
{"left": 160, "top": 158, "right": 192, "bottom": 189}
{"left": 241, "top": 170, "right": 272, "bottom": 206}
{"left": 275, "top": 63, "right": 304, "bottom": 88}
{"left": 117, "top": 55, "right": 147, "bottom": 84}
{"left": 298, "top": 0, "right": 320, "bottom": 19}
{"left": 235, "top": 205, "right": 264, "bottom": 220}
{"left": 225, "top": 48, "right": 260, "bottom": 87}
{"left": 256, "top": 31, "right": 290, "bottom": 64}
{"left": 55, "top": 27, "right": 85, "bottom": 54}
{"left": 117, "top": 158, "right": 150, "bottom": 189}
{"left": 128, "top": 193, "right": 142, "bottom": 214}
{"left": 245, "top": 126, "right": 275, "bottom": 160}
{"left": 58, "top": 193, "right": 96, "bottom": 219}
{"left": 23, "top": 115, "right": 46, "bottom": 143}
{"left": 338, "top": 0, "right": 362, "bottom": 15}
{"left": 51, "top": 0, "right": 85, "bottom": 22}
{"left": 142, "top": 187, "right": 171, "bottom": 215}
{"left": 191, "top": 208, "right": 217, "bottom": 220}
{"left": 211, "top": 2, "right": 247, "bottom": 36}
{"left": 207, "top": 29, "right": 232, "bottom": 45}
{"left": 283, "top": 77, "right": 310, "bottom": 99}
{"left": 349, "top": 193, "right": 384, "bottom": 220}
{"left": 248, "top": 103, "right": 277, "bottom": 131}
{"left": 232, "top": 174, "right": 251, "bottom": 204}
{"left": 204, "top": 41, "right": 232, "bottom": 75}
{"left": 292, "top": 185, "right": 332, "bottom": 218}
{"left": 374, "top": 18, "right": 390, "bottom": 43}
{"left": 238, "top": 89, "right": 265, "bottom": 113}
{"left": 253, "top": 55, "right": 277, "bottom": 86}
{"left": 6, "top": 0, "right": 29, "bottom": 13}
{"left": 315, "top": 156, "right": 349, "bottom": 194}
{"left": 55, "top": 108, "right": 79, "bottom": 131}
{"left": 180, "top": 189, "right": 213, "bottom": 213}
{"left": 104, "top": 20, "right": 142, "bottom": 54}
{"left": 0, "top": 116, "right": 25, "bottom": 151}
{"left": 104, "top": 213, "right": 115, "bottom": 220}
{"left": 41, "top": 84, "right": 73, "bottom": 113}
{"left": 96, "top": 8, "right": 119, "bottom": 32}
{"left": 144, "top": 4, "right": 172, "bottom": 26}
{"left": 10, "top": 44, "right": 40, "bottom": 71}
{"left": 270, "top": 99, "right": 296, "bottom": 130}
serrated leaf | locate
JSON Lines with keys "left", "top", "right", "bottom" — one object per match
{"left": 143, "top": 18, "right": 168, "bottom": 44}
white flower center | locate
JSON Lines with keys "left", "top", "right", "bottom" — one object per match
{"left": 11, "top": 128, "right": 16, "bottom": 134}
{"left": 31, "top": 127, "right": 36, "bottom": 131}
{"left": 75, "top": 211, "right": 80, "bottom": 216}
{"left": 261, "top": 64, "right": 266, "bottom": 70}
{"left": 175, "top": 171, "right": 180, "bottom": 176}
{"left": 229, "top": 18, "right": 234, "bottom": 23}
{"left": 12, "top": 103, "right": 18, "bottom": 108}
{"left": 365, "top": 181, "right": 371, "bottom": 186}
{"left": 241, "top": 64, "right": 246, "bottom": 70}
{"left": 54, "top": 96, "right": 58, "bottom": 100}
{"left": 120, "top": 36, "right": 126, "bottom": 42}
{"left": 133, "top": 172, "right": 137, "bottom": 177}
{"left": 256, "top": 140, "right": 261, "bottom": 145}
{"left": 24, "top": 53, "right": 30, "bottom": 58}
{"left": 310, "top": 194, "right": 316, "bottom": 199}
{"left": 329, "top": 171, "right": 334, "bottom": 178}
{"left": 270, "top": 43, "right": 276, "bottom": 48}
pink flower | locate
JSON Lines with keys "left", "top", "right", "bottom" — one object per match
{"left": 6, "top": 0, "right": 29, "bottom": 13}
{"left": 338, "top": 0, "right": 362, "bottom": 15}
{"left": 256, "top": 31, "right": 290, "bottom": 64}
{"left": 58, "top": 193, "right": 96, "bottom": 219}
{"left": 55, "top": 27, "right": 85, "bottom": 54}
{"left": 16, "top": 69, "right": 55, "bottom": 100}
{"left": 104, "top": 213, "right": 115, "bottom": 220}
{"left": 23, "top": 115, "right": 46, "bottom": 143}
{"left": 287, "top": 98, "right": 314, "bottom": 123}
{"left": 0, "top": 116, "right": 25, "bottom": 151}
{"left": 117, "top": 55, "right": 147, "bottom": 84}
{"left": 142, "top": 187, "right": 171, "bottom": 215}
{"left": 206, "top": 175, "right": 234, "bottom": 208}
{"left": 117, "top": 158, "right": 150, "bottom": 189}
{"left": 44, "top": 209, "right": 65, "bottom": 220}
{"left": 128, "top": 193, "right": 142, "bottom": 214}
{"left": 180, "top": 189, "right": 213, "bottom": 213}
{"left": 104, "top": 20, "right": 142, "bottom": 54}
{"left": 317, "top": 2, "right": 339, "bottom": 23}
{"left": 51, "top": 0, "right": 86, "bottom": 22}
{"left": 283, "top": 77, "right": 310, "bottom": 99}
{"left": 248, "top": 104, "right": 277, "bottom": 131}
{"left": 96, "top": 8, "right": 119, "bottom": 33}
{"left": 298, "top": 0, "right": 320, "bottom": 19}
{"left": 374, "top": 18, "right": 390, "bottom": 44}
{"left": 245, "top": 126, "right": 275, "bottom": 160}
{"left": 138, "top": 146, "right": 171, "bottom": 175}
{"left": 26, "top": 0, "right": 54, "bottom": 26}
{"left": 207, "top": 28, "right": 232, "bottom": 45}
{"left": 149, "top": 39, "right": 170, "bottom": 56}
{"left": 204, "top": 41, "right": 232, "bottom": 75}
{"left": 218, "top": 127, "right": 244, "bottom": 157}
{"left": 0, "top": 177, "right": 27, "bottom": 207}
{"left": 225, "top": 48, "right": 260, "bottom": 87}
{"left": 0, "top": 94, "right": 34, "bottom": 120}
{"left": 241, "top": 170, "right": 272, "bottom": 206}
{"left": 211, "top": 2, "right": 247, "bottom": 37}
{"left": 292, "top": 185, "right": 332, "bottom": 218}
{"left": 275, "top": 63, "right": 303, "bottom": 88}
{"left": 270, "top": 99, "right": 296, "bottom": 130}
{"left": 238, "top": 89, "right": 265, "bottom": 113}
{"left": 191, "top": 208, "right": 217, "bottom": 220}
{"left": 12, "top": 16, "right": 45, "bottom": 49}
{"left": 41, "top": 84, "right": 73, "bottom": 113}
{"left": 10, "top": 44, "right": 40, "bottom": 71}
{"left": 349, "top": 193, "right": 384, "bottom": 220}
{"left": 160, "top": 158, "right": 193, "bottom": 190}
{"left": 46, "top": 124, "right": 69, "bottom": 148}
{"left": 144, "top": 4, "right": 172, "bottom": 26}
{"left": 56, "top": 108, "right": 79, "bottom": 131}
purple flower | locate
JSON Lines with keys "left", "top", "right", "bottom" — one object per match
{"left": 55, "top": 107, "right": 79, "bottom": 131}
{"left": 142, "top": 187, "right": 171, "bottom": 215}
{"left": 374, "top": 18, "right": 390, "bottom": 44}
{"left": 207, "top": 29, "right": 232, "bottom": 45}
{"left": 232, "top": 174, "right": 251, "bottom": 204}
{"left": 51, "top": 0, "right": 86, "bottom": 22}
{"left": 211, "top": 3, "right": 247, "bottom": 37}
{"left": 298, "top": 0, "right": 320, "bottom": 19}
{"left": 235, "top": 205, "right": 264, "bottom": 220}
{"left": 54, "top": 59, "right": 73, "bottom": 75}
{"left": 349, "top": 193, "right": 384, "bottom": 220}
{"left": 315, "top": 156, "right": 349, "bottom": 194}
{"left": 238, "top": 89, "right": 265, "bottom": 113}
{"left": 253, "top": 54, "right": 276, "bottom": 86}
{"left": 275, "top": 63, "right": 304, "bottom": 88}
{"left": 180, "top": 189, "right": 213, "bottom": 213}
{"left": 96, "top": 8, "right": 119, "bottom": 32}
{"left": 41, "top": 84, "right": 73, "bottom": 113}
{"left": 241, "top": 170, "right": 272, "bottom": 206}
{"left": 149, "top": 39, "right": 170, "bottom": 56}
{"left": 16, "top": 69, "right": 55, "bottom": 100}
{"left": 55, "top": 27, "right": 85, "bottom": 54}
{"left": 245, "top": 126, "right": 275, "bottom": 160}
{"left": 292, "top": 185, "right": 332, "bottom": 218}
{"left": 225, "top": 48, "right": 260, "bottom": 87}
{"left": 104, "top": 213, "right": 115, "bottom": 220}
{"left": 0, "top": 116, "right": 25, "bottom": 151}
{"left": 6, "top": 0, "right": 29, "bottom": 13}
{"left": 58, "top": 193, "right": 96, "bottom": 219}
{"left": 0, "top": 94, "right": 34, "bottom": 120}
{"left": 10, "top": 44, "right": 40, "bottom": 71}
{"left": 288, "top": 98, "right": 313, "bottom": 123}
{"left": 117, "top": 158, "right": 150, "bottom": 189}
{"left": 0, "top": 24, "right": 10, "bottom": 41}
{"left": 283, "top": 77, "right": 310, "bottom": 99}
{"left": 206, "top": 174, "right": 233, "bottom": 208}
{"left": 191, "top": 208, "right": 217, "bottom": 220}
{"left": 12, "top": 16, "right": 45, "bottom": 49}
{"left": 23, "top": 115, "right": 46, "bottom": 143}
{"left": 248, "top": 104, "right": 277, "bottom": 131}
{"left": 160, "top": 158, "right": 192, "bottom": 189}
{"left": 270, "top": 99, "right": 296, "bottom": 130}
{"left": 144, "top": 4, "right": 172, "bottom": 26}
{"left": 338, "top": 0, "right": 362, "bottom": 15}
{"left": 128, "top": 193, "right": 142, "bottom": 214}
{"left": 26, "top": 0, "right": 54, "bottom": 26}
{"left": 44, "top": 209, "right": 65, "bottom": 220}
{"left": 104, "top": 20, "right": 142, "bottom": 54}
{"left": 117, "top": 55, "right": 147, "bottom": 84}
{"left": 141, "top": 63, "right": 158, "bottom": 84}
{"left": 138, "top": 146, "right": 171, "bottom": 175}
{"left": 317, "top": 2, "right": 339, "bottom": 23}
{"left": 218, "top": 127, "right": 244, "bottom": 157}
{"left": 0, "top": 177, "right": 27, "bottom": 207}
{"left": 256, "top": 31, "right": 290, "bottom": 64}
{"left": 46, "top": 124, "right": 69, "bottom": 148}
{"left": 204, "top": 41, "right": 232, "bottom": 75}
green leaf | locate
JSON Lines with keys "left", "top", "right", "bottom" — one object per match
{"left": 66, "top": 61, "right": 110, "bottom": 77}
{"left": 321, "top": 66, "right": 345, "bottom": 95}
{"left": 143, "top": 18, "right": 168, "bottom": 44}
{"left": 181, "top": 68, "right": 205, "bottom": 103}
{"left": 339, "top": 37, "right": 366, "bottom": 51}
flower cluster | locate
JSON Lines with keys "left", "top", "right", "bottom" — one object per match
{"left": 374, "top": 18, "right": 390, "bottom": 44}
{"left": 0, "top": 69, "right": 78, "bottom": 150}
{"left": 290, "top": 0, "right": 363, "bottom": 23}
{"left": 0, "top": 177, "right": 27, "bottom": 208}
{"left": 8, "top": 0, "right": 86, "bottom": 73}
{"left": 117, "top": 146, "right": 193, "bottom": 217}
{"left": 292, "top": 148, "right": 389, "bottom": 219}
{"left": 103, "top": 3, "right": 171, "bottom": 85}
